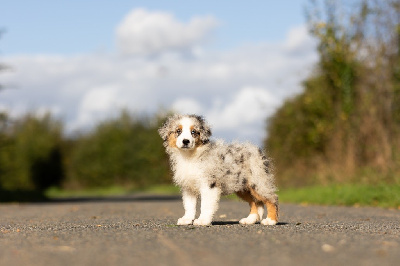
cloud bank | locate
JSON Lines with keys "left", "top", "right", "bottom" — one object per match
{"left": 116, "top": 8, "right": 218, "bottom": 56}
{"left": 0, "top": 9, "right": 317, "bottom": 144}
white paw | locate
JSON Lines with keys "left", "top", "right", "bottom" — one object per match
{"left": 177, "top": 217, "right": 194, "bottom": 225}
{"left": 193, "top": 218, "right": 212, "bottom": 226}
{"left": 261, "top": 217, "right": 277, "bottom": 225}
{"left": 239, "top": 213, "right": 260, "bottom": 225}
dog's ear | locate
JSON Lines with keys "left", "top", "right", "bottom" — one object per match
{"left": 158, "top": 114, "right": 179, "bottom": 141}
{"left": 158, "top": 118, "right": 171, "bottom": 141}
{"left": 191, "top": 115, "right": 212, "bottom": 144}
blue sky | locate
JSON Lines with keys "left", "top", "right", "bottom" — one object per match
{"left": 1, "top": 0, "right": 306, "bottom": 55}
{"left": 0, "top": 0, "right": 317, "bottom": 144}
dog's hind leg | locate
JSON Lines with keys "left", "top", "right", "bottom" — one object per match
{"left": 236, "top": 191, "right": 261, "bottom": 224}
{"left": 249, "top": 188, "right": 278, "bottom": 225}
{"left": 262, "top": 198, "right": 278, "bottom": 225}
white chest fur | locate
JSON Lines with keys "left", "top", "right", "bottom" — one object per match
{"left": 173, "top": 152, "right": 205, "bottom": 193}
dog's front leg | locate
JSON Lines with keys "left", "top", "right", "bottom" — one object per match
{"left": 177, "top": 190, "right": 197, "bottom": 225}
{"left": 193, "top": 186, "right": 221, "bottom": 226}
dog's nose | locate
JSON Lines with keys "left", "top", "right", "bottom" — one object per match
{"left": 182, "top": 139, "right": 190, "bottom": 145}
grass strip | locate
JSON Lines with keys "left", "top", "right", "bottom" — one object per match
{"left": 45, "top": 184, "right": 181, "bottom": 199}
{"left": 278, "top": 184, "right": 400, "bottom": 209}
{"left": 45, "top": 183, "right": 400, "bottom": 209}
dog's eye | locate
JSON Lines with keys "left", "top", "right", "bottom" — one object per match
{"left": 176, "top": 129, "right": 182, "bottom": 135}
{"left": 191, "top": 129, "right": 197, "bottom": 136}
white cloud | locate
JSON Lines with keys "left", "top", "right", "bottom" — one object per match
{"left": 73, "top": 86, "right": 126, "bottom": 130}
{"left": 80, "top": 87, "right": 120, "bottom": 113}
{"left": 168, "top": 88, "right": 282, "bottom": 143}
{"left": 0, "top": 9, "right": 318, "bottom": 144}
{"left": 207, "top": 87, "right": 279, "bottom": 129}
{"left": 116, "top": 8, "right": 219, "bottom": 56}
{"left": 172, "top": 98, "right": 204, "bottom": 115}
{"left": 283, "top": 25, "right": 315, "bottom": 56}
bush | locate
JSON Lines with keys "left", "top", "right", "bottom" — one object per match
{"left": 67, "top": 111, "right": 171, "bottom": 188}
{"left": 0, "top": 113, "right": 64, "bottom": 190}
{"left": 266, "top": 0, "right": 400, "bottom": 186}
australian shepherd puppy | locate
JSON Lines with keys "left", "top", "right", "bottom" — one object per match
{"left": 158, "top": 114, "right": 278, "bottom": 226}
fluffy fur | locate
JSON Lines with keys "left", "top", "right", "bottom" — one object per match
{"left": 158, "top": 114, "right": 279, "bottom": 226}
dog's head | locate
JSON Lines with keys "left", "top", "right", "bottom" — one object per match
{"left": 158, "top": 114, "right": 212, "bottom": 150}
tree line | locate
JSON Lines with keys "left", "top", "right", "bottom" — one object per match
{"left": 0, "top": 111, "right": 171, "bottom": 192}
{"left": 265, "top": 0, "right": 400, "bottom": 186}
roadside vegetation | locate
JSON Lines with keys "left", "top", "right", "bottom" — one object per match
{"left": 265, "top": 0, "right": 400, "bottom": 188}
{"left": 279, "top": 184, "right": 400, "bottom": 209}
{"left": 0, "top": 111, "right": 172, "bottom": 201}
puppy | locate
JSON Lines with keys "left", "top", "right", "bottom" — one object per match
{"left": 158, "top": 114, "right": 278, "bottom": 226}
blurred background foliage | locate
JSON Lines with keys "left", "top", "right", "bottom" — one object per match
{"left": 266, "top": 0, "right": 400, "bottom": 186}
{"left": 67, "top": 111, "right": 170, "bottom": 189}
{"left": 1, "top": 0, "right": 400, "bottom": 199}
{"left": 0, "top": 113, "right": 63, "bottom": 191}
{"left": 0, "top": 110, "right": 171, "bottom": 196}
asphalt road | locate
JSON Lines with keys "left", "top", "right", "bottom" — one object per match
{"left": 0, "top": 195, "right": 399, "bottom": 266}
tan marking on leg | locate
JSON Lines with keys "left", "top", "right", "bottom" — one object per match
{"left": 248, "top": 187, "right": 279, "bottom": 223}
{"left": 265, "top": 199, "right": 278, "bottom": 222}
{"left": 236, "top": 191, "right": 258, "bottom": 215}
{"left": 236, "top": 190, "right": 261, "bottom": 224}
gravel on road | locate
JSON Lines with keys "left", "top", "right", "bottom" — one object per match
{"left": 1, "top": 195, "right": 399, "bottom": 266}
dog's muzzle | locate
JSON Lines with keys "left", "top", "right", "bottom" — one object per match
{"left": 182, "top": 139, "right": 190, "bottom": 148}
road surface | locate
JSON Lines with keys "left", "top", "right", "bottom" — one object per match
{"left": 0, "top": 195, "right": 399, "bottom": 266}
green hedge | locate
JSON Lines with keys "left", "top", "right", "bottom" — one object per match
{"left": 0, "top": 111, "right": 171, "bottom": 192}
